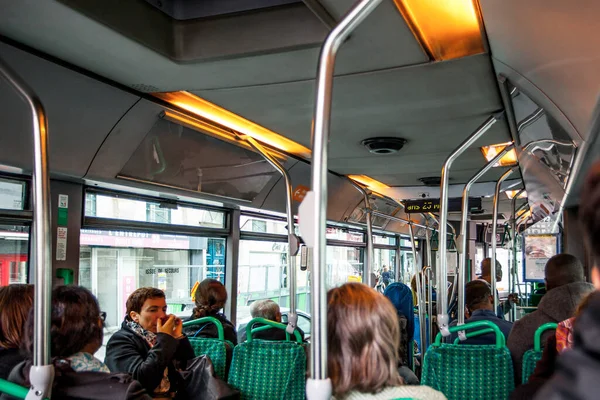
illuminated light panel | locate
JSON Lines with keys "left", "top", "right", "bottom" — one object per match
{"left": 154, "top": 91, "right": 311, "bottom": 159}
{"left": 348, "top": 175, "right": 391, "bottom": 193}
{"left": 481, "top": 142, "right": 518, "bottom": 167}
{"left": 394, "top": 0, "right": 485, "bottom": 61}
{"left": 506, "top": 190, "right": 527, "bottom": 200}
{"left": 516, "top": 208, "right": 529, "bottom": 218}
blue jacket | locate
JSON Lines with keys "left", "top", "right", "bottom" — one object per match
{"left": 449, "top": 309, "right": 513, "bottom": 345}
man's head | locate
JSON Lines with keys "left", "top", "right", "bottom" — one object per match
{"left": 466, "top": 280, "right": 493, "bottom": 314}
{"left": 250, "top": 299, "right": 281, "bottom": 322}
{"left": 544, "top": 253, "right": 584, "bottom": 291}
{"left": 481, "top": 258, "right": 502, "bottom": 283}
{"left": 579, "top": 160, "right": 600, "bottom": 289}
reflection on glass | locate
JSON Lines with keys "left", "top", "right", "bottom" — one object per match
{"left": 79, "top": 229, "right": 225, "bottom": 329}
{"left": 240, "top": 215, "right": 288, "bottom": 235}
{"left": 326, "top": 246, "right": 364, "bottom": 288}
{"left": 119, "top": 119, "right": 283, "bottom": 201}
{"left": 0, "top": 178, "right": 26, "bottom": 210}
{"left": 326, "top": 227, "right": 364, "bottom": 243}
{"left": 236, "top": 240, "right": 310, "bottom": 325}
{"left": 85, "top": 192, "right": 225, "bottom": 229}
{"left": 0, "top": 225, "right": 29, "bottom": 285}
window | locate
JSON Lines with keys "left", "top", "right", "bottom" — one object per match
{"left": 240, "top": 215, "right": 289, "bottom": 235}
{"left": 326, "top": 245, "right": 364, "bottom": 288}
{"left": 236, "top": 239, "right": 310, "bottom": 325}
{"left": 373, "top": 234, "right": 397, "bottom": 246}
{"left": 0, "top": 225, "right": 29, "bottom": 285}
{"left": 85, "top": 191, "right": 226, "bottom": 229}
{"left": 374, "top": 248, "right": 396, "bottom": 283}
{"left": 326, "top": 227, "right": 364, "bottom": 243}
{"left": 79, "top": 228, "right": 225, "bottom": 329}
{"left": 0, "top": 178, "right": 26, "bottom": 211}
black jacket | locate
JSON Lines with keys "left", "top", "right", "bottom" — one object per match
{"left": 534, "top": 293, "right": 600, "bottom": 400}
{"left": 105, "top": 320, "right": 195, "bottom": 396}
{"left": 0, "top": 348, "right": 24, "bottom": 380}
{"left": 182, "top": 313, "right": 237, "bottom": 345}
{"left": 237, "top": 324, "right": 305, "bottom": 344}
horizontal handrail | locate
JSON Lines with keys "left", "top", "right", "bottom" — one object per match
{"left": 246, "top": 317, "right": 303, "bottom": 343}
{"left": 182, "top": 316, "right": 225, "bottom": 340}
{"left": 434, "top": 320, "right": 505, "bottom": 349}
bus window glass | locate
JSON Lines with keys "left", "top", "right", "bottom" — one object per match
{"left": 326, "top": 245, "right": 363, "bottom": 288}
{"left": 85, "top": 192, "right": 225, "bottom": 229}
{"left": 240, "top": 215, "right": 288, "bottom": 235}
{"left": 374, "top": 248, "right": 396, "bottom": 284}
{"left": 79, "top": 229, "right": 225, "bottom": 329}
{"left": 236, "top": 239, "right": 310, "bottom": 325}
{"left": 326, "top": 227, "right": 364, "bottom": 242}
{"left": 373, "top": 234, "right": 397, "bottom": 246}
{"left": 0, "top": 178, "right": 26, "bottom": 210}
{"left": 0, "top": 225, "right": 29, "bottom": 285}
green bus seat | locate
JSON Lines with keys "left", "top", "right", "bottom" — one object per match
{"left": 0, "top": 378, "right": 28, "bottom": 399}
{"left": 228, "top": 318, "right": 306, "bottom": 400}
{"left": 182, "top": 316, "right": 231, "bottom": 380}
{"left": 422, "top": 320, "right": 514, "bottom": 400}
{"left": 522, "top": 323, "right": 557, "bottom": 384}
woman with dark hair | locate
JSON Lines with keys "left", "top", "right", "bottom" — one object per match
{"left": 5, "top": 285, "right": 108, "bottom": 385}
{"left": 182, "top": 279, "right": 237, "bottom": 345}
{"left": 105, "top": 287, "right": 195, "bottom": 398}
{"left": 0, "top": 284, "right": 34, "bottom": 379}
{"left": 327, "top": 283, "right": 445, "bottom": 399}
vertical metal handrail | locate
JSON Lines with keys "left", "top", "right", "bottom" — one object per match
{"left": 300, "top": 0, "right": 384, "bottom": 395}
{"left": 438, "top": 114, "right": 501, "bottom": 336}
{"left": 510, "top": 188, "right": 525, "bottom": 322}
{"left": 457, "top": 144, "right": 514, "bottom": 335}
{"left": 348, "top": 181, "right": 374, "bottom": 287}
{"left": 491, "top": 167, "right": 517, "bottom": 313}
{"left": 408, "top": 223, "right": 426, "bottom": 356}
{"left": 424, "top": 266, "right": 433, "bottom": 347}
{"left": 243, "top": 137, "right": 300, "bottom": 334}
{"left": 0, "top": 58, "right": 54, "bottom": 399}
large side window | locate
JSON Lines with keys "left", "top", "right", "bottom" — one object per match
{"left": 0, "top": 177, "right": 30, "bottom": 285}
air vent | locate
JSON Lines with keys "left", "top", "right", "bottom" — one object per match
{"left": 419, "top": 177, "right": 442, "bottom": 186}
{"left": 361, "top": 137, "right": 407, "bottom": 155}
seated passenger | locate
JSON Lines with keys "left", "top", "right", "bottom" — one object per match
{"left": 479, "top": 258, "right": 518, "bottom": 318}
{"left": 182, "top": 279, "right": 237, "bottom": 345}
{"left": 0, "top": 284, "right": 33, "bottom": 379}
{"left": 507, "top": 253, "right": 593, "bottom": 383}
{"left": 105, "top": 287, "right": 195, "bottom": 398}
{"left": 238, "top": 299, "right": 304, "bottom": 343}
{"left": 5, "top": 286, "right": 109, "bottom": 384}
{"left": 450, "top": 280, "right": 513, "bottom": 345}
{"left": 328, "top": 282, "right": 446, "bottom": 399}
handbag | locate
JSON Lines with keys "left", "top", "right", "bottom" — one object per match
{"left": 176, "top": 356, "right": 240, "bottom": 400}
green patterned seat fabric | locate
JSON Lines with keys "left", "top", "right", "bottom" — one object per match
{"left": 422, "top": 344, "right": 514, "bottom": 400}
{"left": 228, "top": 339, "right": 306, "bottom": 400}
{"left": 522, "top": 349, "right": 542, "bottom": 384}
{"left": 188, "top": 338, "right": 228, "bottom": 380}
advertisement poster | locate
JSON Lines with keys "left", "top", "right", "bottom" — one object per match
{"left": 523, "top": 234, "right": 558, "bottom": 281}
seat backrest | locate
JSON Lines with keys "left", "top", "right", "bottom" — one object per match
{"left": 522, "top": 323, "right": 557, "bottom": 384}
{"left": 0, "top": 378, "right": 27, "bottom": 399}
{"left": 422, "top": 320, "right": 514, "bottom": 400}
{"left": 182, "top": 316, "right": 230, "bottom": 380}
{"left": 228, "top": 318, "right": 306, "bottom": 400}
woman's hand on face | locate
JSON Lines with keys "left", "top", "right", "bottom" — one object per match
{"left": 173, "top": 316, "right": 183, "bottom": 338}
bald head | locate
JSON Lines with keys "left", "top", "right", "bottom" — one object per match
{"left": 481, "top": 258, "right": 502, "bottom": 283}
{"left": 545, "top": 254, "right": 584, "bottom": 291}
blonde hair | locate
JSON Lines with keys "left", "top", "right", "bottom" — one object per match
{"left": 327, "top": 283, "right": 402, "bottom": 397}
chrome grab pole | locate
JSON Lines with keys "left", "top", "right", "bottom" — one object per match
{"left": 510, "top": 188, "right": 525, "bottom": 322}
{"left": 424, "top": 266, "right": 433, "bottom": 347}
{"left": 0, "top": 58, "right": 54, "bottom": 399}
{"left": 409, "top": 224, "right": 426, "bottom": 356}
{"left": 299, "top": 0, "right": 384, "bottom": 396}
{"left": 438, "top": 114, "right": 501, "bottom": 336}
{"left": 491, "top": 167, "right": 517, "bottom": 314}
{"left": 244, "top": 137, "right": 300, "bottom": 334}
{"left": 349, "top": 181, "right": 374, "bottom": 287}
{"left": 457, "top": 144, "right": 514, "bottom": 339}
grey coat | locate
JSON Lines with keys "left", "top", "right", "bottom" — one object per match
{"left": 507, "top": 281, "right": 594, "bottom": 383}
